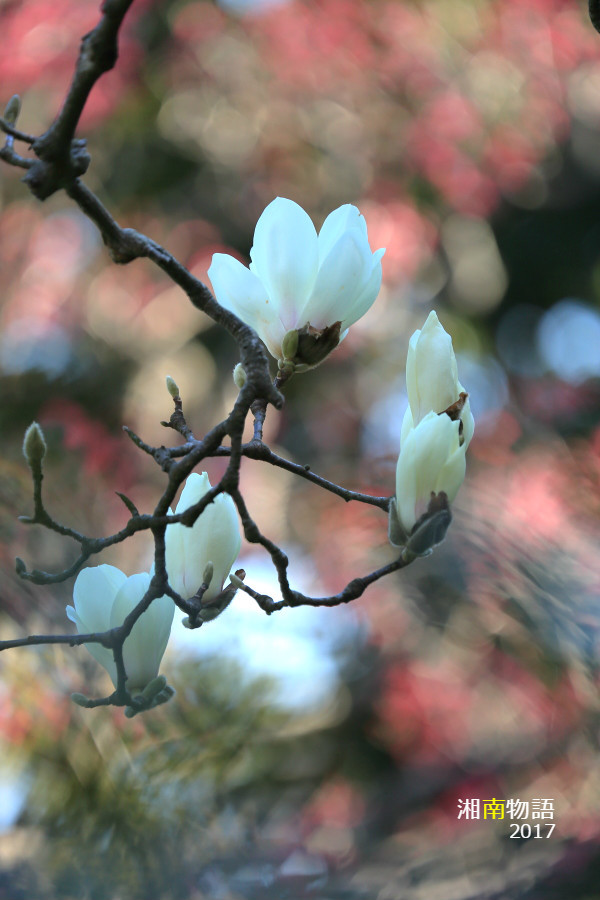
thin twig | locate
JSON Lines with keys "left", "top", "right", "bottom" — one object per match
{"left": 0, "top": 0, "right": 416, "bottom": 711}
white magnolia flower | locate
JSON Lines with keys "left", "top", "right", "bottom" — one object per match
{"left": 395, "top": 411, "right": 466, "bottom": 536}
{"left": 165, "top": 472, "right": 241, "bottom": 602}
{"left": 401, "top": 311, "right": 474, "bottom": 448}
{"left": 67, "top": 566, "right": 175, "bottom": 693}
{"left": 208, "top": 197, "right": 385, "bottom": 368}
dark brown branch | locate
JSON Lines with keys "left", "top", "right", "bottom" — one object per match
{"left": 590, "top": 0, "right": 600, "bottom": 35}
{"left": 241, "top": 442, "right": 390, "bottom": 510}
{"left": 0, "top": 145, "right": 34, "bottom": 169}
{"left": 0, "top": 0, "right": 418, "bottom": 713}
{"left": 0, "top": 629, "right": 117, "bottom": 652}
{"left": 0, "top": 117, "right": 36, "bottom": 144}
{"left": 230, "top": 488, "right": 409, "bottom": 612}
{"left": 22, "top": 0, "right": 135, "bottom": 200}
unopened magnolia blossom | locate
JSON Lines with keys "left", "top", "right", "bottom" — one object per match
{"left": 401, "top": 311, "right": 474, "bottom": 448}
{"left": 395, "top": 411, "right": 466, "bottom": 540}
{"left": 208, "top": 197, "right": 385, "bottom": 369}
{"left": 165, "top": 472, "right": 241, "bottom": 604}
{"left": 66, "top": 566, "right": 175, "bottom": 693}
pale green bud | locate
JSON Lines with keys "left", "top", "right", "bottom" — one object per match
{"left": 23, "top": 422, "right": 46, "bottom": 469}
{"left": 229, "top": 572, "right": 245, "bottom": 589}
{"left": 281, "top": 329, "right": 299, "bottom": 360}
{"left": 141, "top": 675, "right": 167, "bottom": 702}
{"left": 3, "top": 95, "right": 21, "bottom": 126}
{"left": 233, "top": 363, "right": 246, "bottom": 389}
{"left": 71, "top": 692, "right": 91, "bottom": 708}
{"left": 166, "top": 375, "right": 180, "bottom": 399}
{"left": 202, "top": 561, "right": 214, "bottom": 588}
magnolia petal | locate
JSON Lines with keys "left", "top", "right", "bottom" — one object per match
{"left": 208, "top": 253, "right": 274, "bottom": 336}
{"left": 342, "top": 247, "right": 385, "bottom": 329}
{"left": 175, "top": 471, "right": 212, "bottom": 516}
{"left": 407, "top": 311, "right": 460, "bottom": 423}
{"left": 458, "top": 383, "right": 475, "bottom": 449}
{"left": 395, "top": 428, "right": 420, "bottom": 534}
{"left": 66, "top": 603, "right": 116, "bottom": 680}
{"left": 252, "top": 315, "right": 287, "bottom": 361}
{"left": 72, "top": 564, "right": 126, "bottom": 634}
{"left": 109, "top": 572, "right": 174, "bottom": 692}
{"left": 167, "top": 472, "right": 213, "bottom": 599}
{"left": 396, "top": 412, "right": 464, "bottom": 532}
{"left": 249, "top": 197, "right": 319, "bottom": 330}
{"left": 166, "top": 473, "right": 241, "bottom": 602}
{"left": 435, "top": 440, "right": 467, "bottom": 504}
{"left": 300, "top": 231, "right": 368, "bottom": 329}
{"left": 318, "top": 204, "right": 368, "bottom": 262}
{"left": 411, "top": 414, "right": 462, "bottom": 502}
{"left": 400, "top": 406, "right": 414, "bottom": 447}
{"left": 177, "top": 495, "right": 241, "bottom": 601}
{"left": 68, "top": 565, "right": 127, "bottom": 684}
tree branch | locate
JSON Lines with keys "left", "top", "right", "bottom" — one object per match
{"left": 0, "top": 0, "right": 418, "bottom": 713}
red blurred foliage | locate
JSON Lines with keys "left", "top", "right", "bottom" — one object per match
{"left": 247, "top": 0, "right": 376, "bottom": 91}
{"left": 0, "top": 683, "right": 70, "bottom": 746}
{"left": 302, "top": 778, "right": 366, "bottom": 830}
{"left": 375, "top": 659, "right": 474, "bottom": 765}
{"left": 0, "top": 0, "right": 149, "bottom": 127}
{"left": 41, "top": 399, "right": 137, "bottom": 488}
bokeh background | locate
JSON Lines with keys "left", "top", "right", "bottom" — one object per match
{"left": 1, "top": 0, "right": 600, "bottom": 897}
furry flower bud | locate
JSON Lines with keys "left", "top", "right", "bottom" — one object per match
{"left": 166, "top": 375, "right": 180, "bottom": 399}
{"left": 233, "top": 363, "right": 246, "bottom": 389}
{"left": 23, "top": 422, "right": 46, "bottom": 470}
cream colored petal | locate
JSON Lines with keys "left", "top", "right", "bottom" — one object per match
{"left": 396, "top": 412, "right": 464, "bottom": 531}
{"left": 250, "top": 197, "right": 319, "bottom": 330}
{"left": 407, "top": 311, "right": 460, "bottom": 423}
{"left": 317, "top": 204, "right": 368, "bottom": 262}
{"left": 208, "top": 253, "right": 275, "bottom": 337}
{"left": 109, "top": 572, "right": 174, "bottom": 692}
{"left": 72, "top": 564, "right": 126, "bottom": 634}
{"left": 166, "top": 473, "right": 241, "bottom": 602}
{"left": 342, "top": 247, "right": 385, "bottom": 329}
{"left": 300, "top": 232, "right": 368, "bottom": 329}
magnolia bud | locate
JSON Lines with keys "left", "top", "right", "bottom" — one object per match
{"left": 140, "top": 675, "right": 168, "bottom": 702}
{"left": 281, "top": 329, "right": 299, "bottom": 360}
{"left": 71, "top": 692, "right": 91, "bottom": 708}
{"left": 202, "top": 561, "right": 214, "bottom": 589}
{"left": 166, "top": 375, "right": 180, "bottom": 399}
{"left": 402, "top": 311, "right": 474, "bottom": 449}
{"left": 23, "top": 422, "right": 46, "bottom": 470}
{"left": 233, "top": 363, "right": 246, "bottom": 389}
{"left": 3, "top": 95, "right": 21, "bottom": 126}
